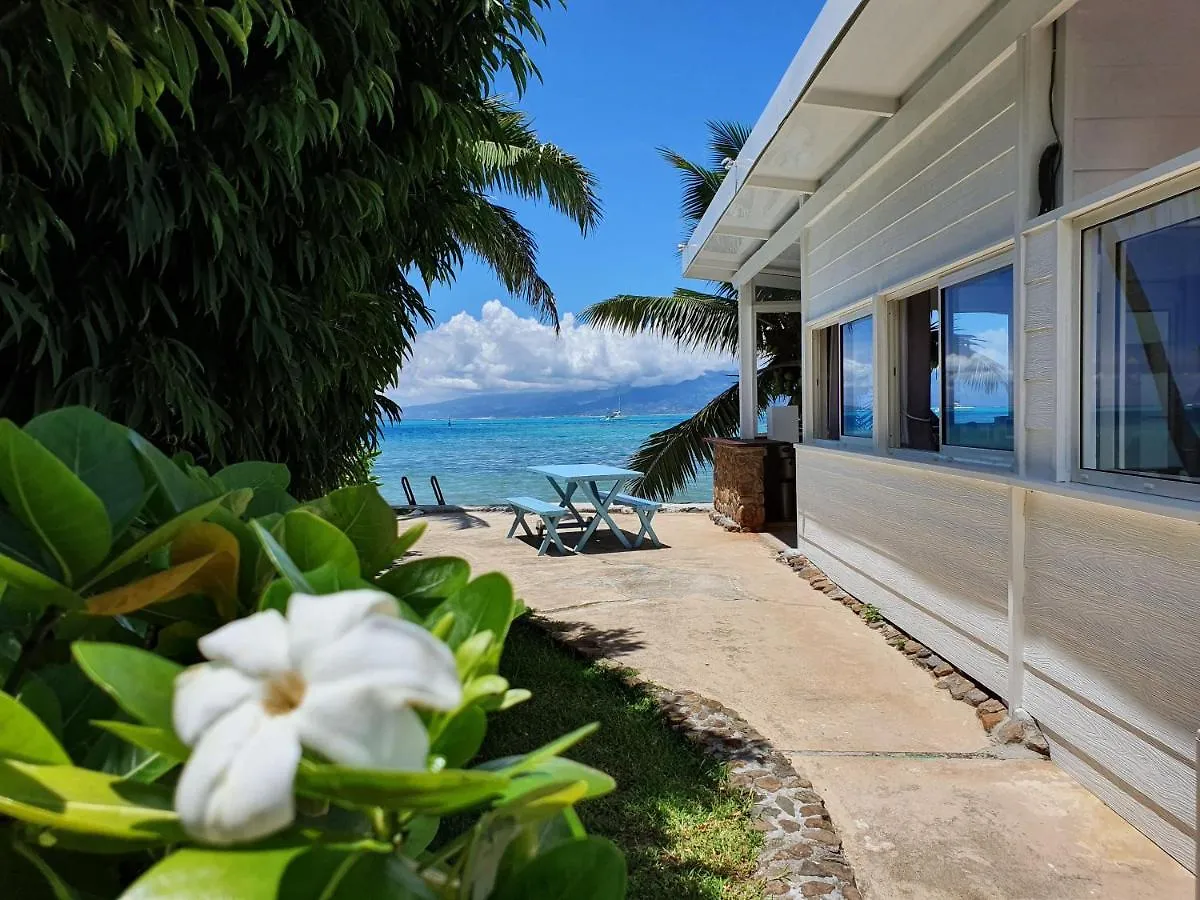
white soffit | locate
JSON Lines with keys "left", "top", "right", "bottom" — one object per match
{"left": 683, "top": 0, "right": 992, "bottom": 283}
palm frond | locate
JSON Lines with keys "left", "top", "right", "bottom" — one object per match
{"left": 627, "top": 378, "right": 740, "bottom": 501}
{"left": 578, "top": 288, "right": 737, "bottom": 355}
{"left": 656, "top": 148, "right": 726, "bottom": 226}
{"left": 705, "top": 120, "right": 751, "bottom": 169}
{"left": 471, "top": 98, "right": 601, "bottom": 232}
{"left": 627, "top": 357, "right": 801, "bottom": 501}
{"left": 452, "top": 196, "right": 559, "bottom": 328}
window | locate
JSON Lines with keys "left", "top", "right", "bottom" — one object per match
{"left": 943, "top": 267, "right": 1014, "bottom": 452}
{"left": 812, "top": 313, "right": 874, "bottom": 442}
{"left": 814, "top": 325, "right": 841, "bottom": 439}
{"left": 1082, "top": 188, "right": 1200, "bottom": 490}
{"left": 892, "top": 264, "right": 1014, "bottom": 456}
{"left": 841, "top": 315, "right": 874, "bottom": 439}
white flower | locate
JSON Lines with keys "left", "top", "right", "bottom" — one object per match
{"left": 171, "top": 589, "right": 462, "bottom": 845}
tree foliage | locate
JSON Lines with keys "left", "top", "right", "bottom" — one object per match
{"left": 0, "top": 0, "right": 598, "bottom": 497}
{"left": 580, "top": 121, "right": 799, "bottom": 501}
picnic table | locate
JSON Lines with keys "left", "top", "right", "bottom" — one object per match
{"left": 527, "top": 463, "right": 641, "bottom": 552}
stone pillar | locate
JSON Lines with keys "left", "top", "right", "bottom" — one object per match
{"left": 710, "top": 439, "right": 767, "bottom": 531}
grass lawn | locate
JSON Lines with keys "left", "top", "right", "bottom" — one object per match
{"left": 482, "top": 619, "right": 762, "bottom": 899}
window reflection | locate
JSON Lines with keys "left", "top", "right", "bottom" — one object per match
{"left": 1087, "top": 193, "right": 1200, "bottom": 482}
{"left": 943, "top": 267, "right": 1014, "bottom": 451}
{"left": 841, "top": 315, "right": 874, "bottom": 439}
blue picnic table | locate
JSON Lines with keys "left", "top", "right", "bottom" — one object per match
{"left": 527, "top": 463, "right": 641, "bottom": 552}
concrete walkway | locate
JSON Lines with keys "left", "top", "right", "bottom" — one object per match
{"left": 417, "top": 510, "right": 1193, "bottom": 900}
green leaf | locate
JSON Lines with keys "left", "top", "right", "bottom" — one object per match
{"left": 401, "top": 815, "right": 440, "bottom": 858}
{"left": 92, "top": 721, "right": 188, "bottom": 760}
{"left": 130, "top": 434, "right": 210, "bottom": 521}
{"left": 0, "top": 505, "right": 55, "bottom": 575}
{"left": 496, "top": 758, "right": 615, "bottom": 808}
{"left": 35, "top": 664, "right": 115, "bottom": 763}
{"left": 479, "top": 724, "right": 600, "bottom": 776}
{"left": 499, "top": 689, "right": 531, "bottom": 711}
{"left": 257, "top": 578, "right": 294, "bottom": 613}
{"left": 0, "top": 420, "right": 111, "bottom": 587}
{"left": 0, "top": 760, "right": 183, "bottom": 844}
{"left": 23, "top": 407, "right": 147, "bottom": 538}
{"left": 271, "top": 509, "right": 359, "bottom": 580}
{"left": 85, "top": 495, "right": 228, "bottom": 588}
{"left": 375, "top": 557, "right": 470, "bottom": 616}
{"left": 1, "top": 839, "right": 78, "bottom": 900}
{"left": 213, "top": 461, "right": 290, "bottom": 494}
{"left": 307, "top": 484, "right": 399, "bottom": 575}
{"left": 432, "top": 705, "right": 486, "bottom": 768}
{"left": 124, "top": 846, "right": 434, "bottom": 900}
{"left": 251, "top": 521, "right": 313, "bottom": 592}
{"left": 71, "top": 643, "right": 181, "bottom": 731}
{"left": 81, "top": 731, "right": 179, "bottom": 785}
{"left": 243, "top": 486, "right": 299, "bottom": 519}
{"left": 16, "top": 675, "right": 63, "bottom": 740}
{"left": 0, "top": 551, "right": 80, "bottom": 610}
{"left": 489, "top": 837, "right": 626, "bottom": 900}
{"left": 0, "top": 690, "right": 70, "bottom": 765}
{"left": 431, "top": 573, "right": 516, "bottom": 650}
{"left": 297, "top": 763, "right": 509, "bottom": 814}
{"left": 392, "top": 521, "right": 426, "bottom": 559}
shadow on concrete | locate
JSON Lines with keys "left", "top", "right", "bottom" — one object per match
{"left": 542, "top": 619, "right": 648, "bottom": 658}
{"left": 512, "top": 530, "right": 672, "bottom": 556}
{"left": 400, "top": 507, "right": 491, "bottom": 531}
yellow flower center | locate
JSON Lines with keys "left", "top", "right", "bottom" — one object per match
{"left": 262, "top": 670, "right": 307, "bottom": 716}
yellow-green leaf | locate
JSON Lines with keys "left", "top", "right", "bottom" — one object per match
{"left": 0, "top": 690, "right": 70, "bottom": 765}
{"left": 0, "top": 760, "right": 183, "bottom": 843}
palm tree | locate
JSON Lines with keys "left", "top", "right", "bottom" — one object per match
{"left": 579, "top": 121, "right": 801, "bottom": 500}
{"left": 450, "top": 97, "right": 601, "bottom": 329}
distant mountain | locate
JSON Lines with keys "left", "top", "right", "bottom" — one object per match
{"left": 401, "top": 372, "right": 734, "bottom": 420}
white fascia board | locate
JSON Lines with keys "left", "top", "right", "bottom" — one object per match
{"left": 682, "top": 0, "right": 868, "bottom": 278}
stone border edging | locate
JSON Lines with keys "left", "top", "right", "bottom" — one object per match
{"left": 770, "top": 545, "right": 1049, "bottom": 756}
{"left": 527, "top": 615, "right": 862, "bottom": 900}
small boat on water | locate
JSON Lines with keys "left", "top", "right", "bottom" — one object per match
{"left": 603, "top": 395, "right": 623, "bottom": 420}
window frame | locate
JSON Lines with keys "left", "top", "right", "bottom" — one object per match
{"left": 809, "top": 300, "right": 875, "bottom": 450}
{"left": 1074, "top": 183, "right": 1200, "bottom": 503}
{"left": 886, "top": 253, "right": 1017, "bottom": 469}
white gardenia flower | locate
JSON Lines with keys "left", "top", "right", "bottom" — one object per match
{"left": 172, "top": 589, "right": 462, "bottom": 845}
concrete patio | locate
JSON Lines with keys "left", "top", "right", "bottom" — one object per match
{"left": 416, "top": 509, "right": 1193, "bottom": 900}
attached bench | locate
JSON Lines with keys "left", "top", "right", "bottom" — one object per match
{"left": 612, "top": 493, "right": 662, "bottom": 548}
{"left": 504, "top": 496, "right": 570, "bottom": 556}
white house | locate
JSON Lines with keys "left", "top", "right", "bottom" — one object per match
{"left": 684, "top": 0, "right": 1200, "bottom": 870}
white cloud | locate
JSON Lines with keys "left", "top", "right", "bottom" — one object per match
{"left": 388, "top": 300, "right": 732, "bottom": 405}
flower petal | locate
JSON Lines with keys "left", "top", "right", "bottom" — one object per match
{"left": 286, "top": 589, "right": 398, "bottom": 668}
{"left": 173, "top": 663, "right": 258, "bottom": 747}
{"left": 205, "top": 714, "right": 301, "bottom": 844}
{"left": 174, "top": 700, "right": 301, "bottom": 845}
{"left": 296, "top": 686, "right": 429, "bottom": 770}
{"left": 198, "top": 609, "right": 290, "bottom": 676}
{"left": 301, "top": 616, "right": 462, "bottom": 711}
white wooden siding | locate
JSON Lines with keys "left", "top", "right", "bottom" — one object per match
{"left": 1021, "top": 225, "right": 1057, "bottom": 478}
{"left": 804, "top": 56, "right": 1018, "bottom": 319}
{"left": 1066, "top": 0, "right": 1200, "bottom": 201}
{"left": 795, "top": 449, "right": 1011, "bottom": 694}
{"left": 1020, "top": 492, "right": 1200, "bottom": 863}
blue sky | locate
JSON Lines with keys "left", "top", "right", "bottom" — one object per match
{"left": 395, "top": 0, "right": 823, "bottom": 404}
{"left": 393, "top": 0, "right": 825, "bottom": 403}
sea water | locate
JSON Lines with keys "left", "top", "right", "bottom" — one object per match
{"left": 375, "top": 415, "right": 714, "bottom": 507}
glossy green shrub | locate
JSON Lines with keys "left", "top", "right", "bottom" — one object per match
{"left": 0, "top": 408, "right": 626, "bottom": 898}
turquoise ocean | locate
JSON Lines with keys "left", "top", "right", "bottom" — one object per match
{"left": 375, "top": 415, "right": 714, "bottom": 507}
